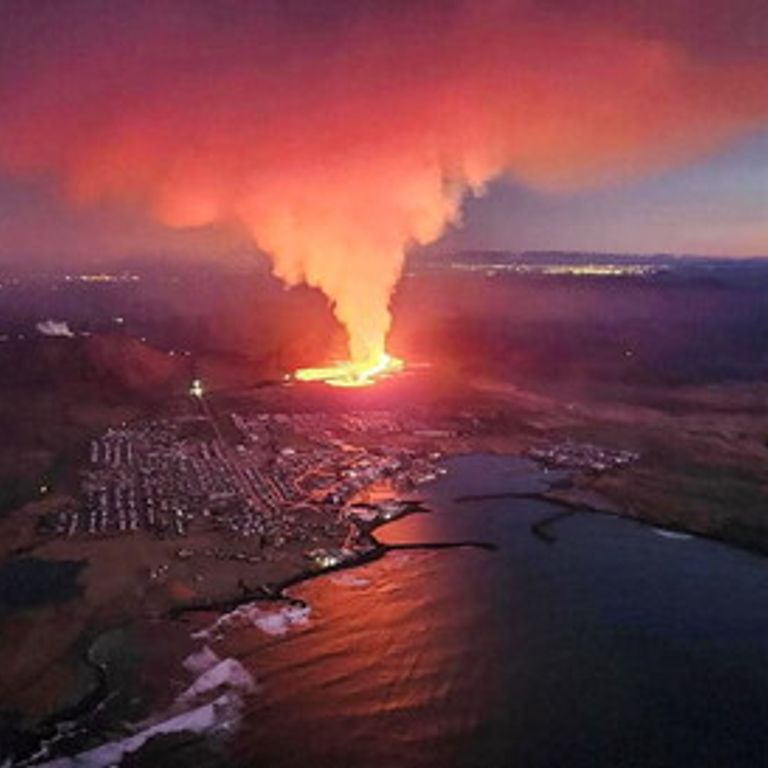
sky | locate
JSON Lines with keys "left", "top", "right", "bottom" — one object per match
{"left": 0, "top": 0, "right": 768, "bottom": 270}
{"left": 0, "top": 0, "right": 766, "bottom": 362}
{"left": 1, "top": 131, "right": 765, "bottom": 263}
{"left": 438, "top": 131, "right": 768, "bottom": 257}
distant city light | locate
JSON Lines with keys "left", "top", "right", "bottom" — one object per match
{"left": 189, "top": 378, "right": 205, "bottom": 398}
{"left": 63, "top": 273, "right": 141, "bottom": 283}
{"left": 446, "top": 262, "right": 664, "bottom": 277}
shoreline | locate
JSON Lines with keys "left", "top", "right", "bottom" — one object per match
{"left": 5, "top": 449, "right": 765, "bottom": 765}
{"left": 453, "top": 465, "right": 768, "bottom": 559}
{"left": 4, "top": 496, "right": 496, "bottom": 765}
{"left": 169, "top": 500, "right": 496, "bottom": 618}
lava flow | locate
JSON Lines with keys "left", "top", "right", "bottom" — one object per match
{"left": 295, "top": 353, "right": 404, "bottom": 388}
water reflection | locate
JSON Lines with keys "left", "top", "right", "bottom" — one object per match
{"left": 211, "top": 455, "right": 768, "bottom": 768}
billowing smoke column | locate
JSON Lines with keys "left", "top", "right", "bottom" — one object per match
{"left": 0, "top": 1, "right": 766, "bottom": 378}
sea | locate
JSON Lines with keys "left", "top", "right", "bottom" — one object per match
{"left": 43, "top": 454, "right": 768, "bottom": 767}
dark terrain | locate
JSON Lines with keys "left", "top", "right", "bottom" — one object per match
{"left": 1, "top": 252, "right": 767, "bottom": 535}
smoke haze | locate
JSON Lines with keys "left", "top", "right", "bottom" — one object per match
{"left": 0, "top": 0, "right": 766, "bottom": 363}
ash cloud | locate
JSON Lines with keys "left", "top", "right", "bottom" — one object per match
{"left": 0, "top": 0, "right": 766, "bottom": 363}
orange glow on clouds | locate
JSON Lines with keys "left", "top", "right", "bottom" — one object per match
{"left": 0, "top": 1, "right": 767, "bottom": 365}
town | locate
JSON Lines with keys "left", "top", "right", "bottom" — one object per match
{"left": 526, "top": 441, "right": 639, "bottom": 473}
{"left": 37, "top": 402, "right": 445, "bottom": 569}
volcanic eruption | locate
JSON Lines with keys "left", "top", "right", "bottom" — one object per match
{"left": 295, "top": 352, "right": 405, "bottom": 388}
{"left": 0, "top": 0, "right": 766, "bottom": 386}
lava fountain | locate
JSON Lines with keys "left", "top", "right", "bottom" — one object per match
{"left": 1, "top": 1, "right": 766, "bottom": 398}
{"left": 295, "top": 352, "right": 404, "bottom": 388}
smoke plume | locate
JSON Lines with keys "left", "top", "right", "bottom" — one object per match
{"left": 0, "top": 1, "right": 766, "bottom": 363}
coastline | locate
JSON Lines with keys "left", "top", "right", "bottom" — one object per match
{"left": 2, "top": 493, "right": 496, "bottom": 766}
{"left": 452, "top": 455, "right": 768, "bottom": 560}
{"left": 5, "top": 368, "right": 768, "bottom": 762}
{"left": 169, "top": 499, "right": 496, "bottom": 618}
{"left": 4, "top": 443, "right": 766, "bottom": 766}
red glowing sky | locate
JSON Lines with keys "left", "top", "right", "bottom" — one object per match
{"left": 0, "top": 0, "right": 765, "bottom": 265}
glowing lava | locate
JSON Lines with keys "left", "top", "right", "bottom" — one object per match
{"left": 295, "top": 352, "right": 404, "bottom": 388}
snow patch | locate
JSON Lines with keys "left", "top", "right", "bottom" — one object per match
{"left": 182, "top": 645, "right": 220, "bottom": 675}
{"left": 36, "top": 648, "right": 258, "bottom": 768}
{"left": 176, "top": 657, "right": 258, "bottom": 706}
{"left": 653, "top": 528, "right": 693, "bottom": 541}
{"left": 38, "top": 692, "right": 242, "bottom": 768}
{"left": 193, "top": 602, "right": 311, "bottom": 641}
{"left": 35, "top": 319, "right": 75, "bottom": 338}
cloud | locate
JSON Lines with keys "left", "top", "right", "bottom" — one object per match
{"left": 0, "top": 0, "right": 766, "bottom": 362}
